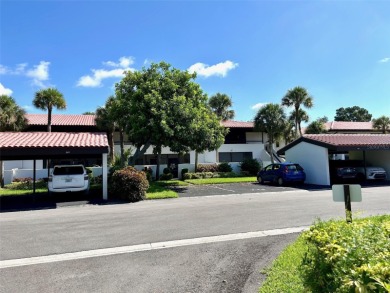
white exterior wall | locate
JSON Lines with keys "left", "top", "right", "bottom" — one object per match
{"left": 4, "top": 160, "right": 43, "bottom": 170}
{"left": 285, "top": 142, "right": 330, "bottom": 185}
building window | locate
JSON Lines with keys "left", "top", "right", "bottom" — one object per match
{"left": 219, "top": 152, "right": 252, "bottom": 162}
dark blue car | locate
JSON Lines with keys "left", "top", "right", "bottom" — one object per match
{"left": 257, "top": 162, "right": 306, "bottom": 186}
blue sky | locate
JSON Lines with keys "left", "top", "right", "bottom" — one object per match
{"left": 1, "top": 0, "right": 389, "bottom": 123}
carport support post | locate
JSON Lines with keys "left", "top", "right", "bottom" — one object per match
{"left": 102, "top": 153, "right": 108, "bottom": 201}
{"left": 33, "top": 159, "right": 36, "bottom": 194}
{"left": 343, "top": 185, "right": 352, "bottom": 223}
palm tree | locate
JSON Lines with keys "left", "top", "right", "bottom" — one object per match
{"left": 0, "top": 95, "right": 27, "bottom": 131}
{"left": 95, "top": 97, "right": 116, "bottom": 166}
{"left": 289, "top": 108, "right": 309, "bottom": 136}
{"left": 33, "top": 88, "right": 66, "bottom": 132}
{"left": 254, "top": 103, "right": 286, "bottom": 164}
{"left": 0, "top": 95, "right": 28, "bottom": 187}
{"left": 372, "top": 115, "right": 390, "bottom": 134}
{"left": 208, "top": 93, "right": 235, "bottom": 121}
{"left": 281, "top": 86, "right": 313, "bottom": 137}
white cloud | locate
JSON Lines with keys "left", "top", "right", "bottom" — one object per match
{"left": 26, "top": 61, "right": 50, "bottom": 87}
{"left": 0, "top": 83, "right": 13, "bottom": 95}
{"left": 0, "top": 65, "right": 8, "bottom": 74}
{"left": 78, "top": 56, "right": 135, "bottom": 87}
{"left": 379, "top": 57, "right": 390, "bottom": 63}
{"left": 23, "top": 105, "right": 34, "bottom": 110}
{"left": 188, "top": 60, "right": 238, "bottom": 78}
{"left": 251, "top": 102, "right": 269, "bottom": 110}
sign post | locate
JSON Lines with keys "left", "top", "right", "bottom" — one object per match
{"left": 332, "top": 184, "right": 362, "bottom": 223}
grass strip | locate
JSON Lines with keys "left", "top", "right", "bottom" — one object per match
{"left": 146, "top": 181, "right": 179, "bottom": 199}
{"left": 259, "top": 234, "right": 307, "bottom": 292}
{"left": 0, "top": 188, "right": 48, "bottom": 197}
{"left": 185, "top": 177, "right": 256, "bottom": 185}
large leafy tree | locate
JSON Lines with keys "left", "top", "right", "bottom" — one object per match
{"left": 334, "top": 106, "right": 372, "bottom": 122}
{"left": 281, "top": 86, "right": 313, "bottom": 137}
{"left": 254, "top": 103, "right": 286, "bottom": 164}
{"left": 372, "top": 115, "right": 390, "bottom": 134}
{"left": 33, "top": 88, "right": 66, "bottom": 132}
{"left": 0, "top": 95, "right": 27, "bottom": 131}
{"left": 116, "top": 62, "right": 226, "bottom": 178}
{"left": 208, "top": 93, "right": 235, "bottom": 121}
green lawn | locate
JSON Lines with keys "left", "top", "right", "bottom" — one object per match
{"left": 145, "top": 181, "right": 182, "bottom": 199}
{"left": 0, "top": 188, "right": 48, "bottom": 197}
{"left": 185, "top": 177, "right": 257, "bottom": 185}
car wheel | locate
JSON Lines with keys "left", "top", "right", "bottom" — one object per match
{"left": 277, "top": 177, "right": 284, "bottom": 186}
{"left": 257, "top": 176, "right": 264, "bottom": 184}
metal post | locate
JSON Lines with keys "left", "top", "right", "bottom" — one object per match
{"left": 343, "top": 184, "right": 352, "bottom": 223}
{"left": 33, "top": 159, "right": 36, "bottom": 194}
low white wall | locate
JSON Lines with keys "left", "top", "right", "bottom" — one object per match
{"left": 286, "top": 142, "right": 330, "bottom": 185}
{"left": 4, "top": 160, "right": 44, "bottom": 170}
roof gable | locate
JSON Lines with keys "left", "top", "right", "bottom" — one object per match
{"left": 278, "top": 134, "right": 390, "bottom": 154}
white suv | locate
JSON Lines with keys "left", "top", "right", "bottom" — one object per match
{"left": 48, "top": 165, "right": 90, "bottom": 193}
{"left": 357, "top": 166, "right": 387, "bottom": 180}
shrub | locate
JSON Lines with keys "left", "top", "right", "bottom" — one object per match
{"left": 159, "top": 173, "right": 173, "bottom": 180}
{"left": 163, "top": 167, "right": 172, "bottom": 175}
{"left": 142, "top": 167, "right": 153, "bottom": 182}
{"left": 197, "top": 164, "right": 219, "bottom": 173}
{"left": 90, "top": 175, "right": 103, "bottom": 185}
{"left": 6, "top": 178, "right": 46, "bottom": 190}
{"left": 240, "top": 158, "right": 261, "bottom": 176}
{"left": 110, "top": 166, "right": 149, "bottom": 202}
{"left": 181, "top": 168, "right": 189, "bottom": 179}
{"left": 302, "top": 215, "right": 390, "bottom": 292}
{"left": 218, "top": 162, "right": 233, "bottom": 172}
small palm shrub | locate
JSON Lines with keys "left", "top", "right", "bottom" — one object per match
{"left": 181, "top": 168, "right": 189, "bottom": 179}
{"left": 110, "top": 166, "right": 149, "bottom": 202}
{"left": 218, "top": 162, "right": 232, "bottom": 172}
{"left": 240, "top": 158, "right": 261, "bottom": 175}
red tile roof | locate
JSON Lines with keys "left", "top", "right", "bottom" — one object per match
{"left": 221, "top": 120, "right": 254, "bottom": 128}
{"left": 26, "top": 114, "right": 96, "bottom": 126}
{"left": 325, "top": 121, "right": 373, "bottom": 131}
{"left": 303, "top": 134, "right": 390, "bottom": 148}
{"left": 0, "top": 132, "right": 108, "bottom": 148}
{"left": 278, "top": 134, "right": 390, "bottom": 154}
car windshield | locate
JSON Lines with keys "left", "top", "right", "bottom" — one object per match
{"left": 53, "top": 166, "right": 84, "bottom": 175}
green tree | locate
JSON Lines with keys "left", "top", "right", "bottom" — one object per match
{"left": 372, "top": 115, "right": 390, "bottom": 134}
{"left": 116, "top": 62, "right": 226, "bottom": 178}
{"left": 0, "top": 95, "right": 27, "bottom": 131}
{"left": 254, "top": 103, "right": 286, "bottom": 164}
{"left": 208, "top": 93, "right": 235, "bottom": 121}
{"left": 82, "top": 111, "right": 95, "bottom": 115}
{"left": 334, "top": 106, "right": 372, "bottom": 122}
{"left": 0, "top": 95, "right": 28, "bottom": 187}
{"left": 305, "top": 120, "right": 328, "bottom": 134}
{"left": 33, "top": 88, "right": 66, "bottom": 132}
{"left": 281, "top": 86, "right": 313, "bottom": 137}
{"left": 281, "top": 120, "right": 295, "bottom": 145}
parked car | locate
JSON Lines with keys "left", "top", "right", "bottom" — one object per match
{"left": 48, "top": 165, "right": 90, "bottom": 193}
{"left": 356, "top": 166, "right": 387, "bottom": 180}
{"left": 257, "top": 163, "right": 306, "bottom": 186}
{"left": 335, "top": 167, "right": 359, "bottom": 182}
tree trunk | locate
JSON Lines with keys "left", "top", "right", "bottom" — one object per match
{"left": 47, "top": 108, "right": 52, "bottom": 132}
{"left": 269, "top": 135, "right": 274, "bottom": 164}
{"left": 156, "top": 152, "right": 161, "bottom": 181}
{"left": 128, "top": 141, "right": 151, "bottom": 166}
{"left": 119, "top": 129, "right": 125, "bottom": 167}
{"left": 195, "top": 151, "right": 198, "bottom": 172}
{"left": 108, "top": 129, "right": 115, "bottom": 166}
{"left": 0, "top": 160, "right": 4, "bottom": 188}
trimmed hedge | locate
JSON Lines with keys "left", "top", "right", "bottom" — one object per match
{"left": 5, "top": 178, "right": 46, "bottom": 190}
{"left": 110, "top": 166, "right": 149, "bottom": 202}
{"left": 197, "top": 164, "right": 219, "bottom": 173}
{"left": 218, "top": 162, "right": 232, "bottom": 172}
{"left": 183, "top": 172, "right": 239, "bottom": 180}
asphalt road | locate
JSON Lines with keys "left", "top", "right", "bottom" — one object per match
{"left": 0, "top": 185, "right": 389, "bottom": 292}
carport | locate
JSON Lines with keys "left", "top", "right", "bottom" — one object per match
{"left": 0, "top": 132, "right": 109, "bottom": 200}
{"left": 277, "top": 134, "right": 390, "bottom": 185}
